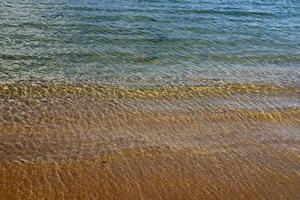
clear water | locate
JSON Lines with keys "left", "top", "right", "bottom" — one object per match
{"left": 1, "top": 1, "right": 300, "bottom": 199}
{"left": 1, "top": 0, "right": 300, "bottom": 86}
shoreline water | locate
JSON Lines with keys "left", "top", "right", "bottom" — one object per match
{"left": 1, "top": 82, "right": 299, "bottom": 199}
{"left": 1, "top": 0, "right": 300, "bottom": 198}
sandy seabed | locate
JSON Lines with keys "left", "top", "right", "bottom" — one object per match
{"left": 0, "top": 83, "right": 300, "bottom": 199}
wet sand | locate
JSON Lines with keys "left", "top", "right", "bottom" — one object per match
{"left": 0, "top": 83, "right": 300, "bottom": 199}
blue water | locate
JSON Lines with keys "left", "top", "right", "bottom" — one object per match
{"left": 1, "top": 0, "right": 300, "bottom": 86}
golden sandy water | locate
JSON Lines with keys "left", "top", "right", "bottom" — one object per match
{"left": 0, "top": 83, "right": 300, "bottom": 199}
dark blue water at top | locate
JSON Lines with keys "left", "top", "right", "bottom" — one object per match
{"left": 0, "top": 0, "right": 300, "bottom": 86}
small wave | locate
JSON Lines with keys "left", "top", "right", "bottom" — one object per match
{"left": 0, "top": 83, "right": 298, "bottom": 99}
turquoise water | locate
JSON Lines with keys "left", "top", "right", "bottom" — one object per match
{"left": 1, "top": 0, "right": 300, "bottom": 86}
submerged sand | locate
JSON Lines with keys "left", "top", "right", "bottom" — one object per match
{"left": 0, "top": 83, "right": 300, "bottom": 199}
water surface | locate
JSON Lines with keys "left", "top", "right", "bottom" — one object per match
{"left": 0, "top": 0, "right": 300, "bottom": 199}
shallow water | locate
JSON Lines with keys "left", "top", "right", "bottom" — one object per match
{"left": 0, "top": 0, "right": 300, "bottom": 199}
{"left": 1, "top": 0, "right": 300, "bottom": 86}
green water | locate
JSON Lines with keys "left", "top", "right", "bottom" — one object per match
{"left": 1, "top": 0, "right": 300, "bottom": 86}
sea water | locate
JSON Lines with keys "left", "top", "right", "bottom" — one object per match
{"left": 1, "top": 1, "right": 300, "bottom": 199}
